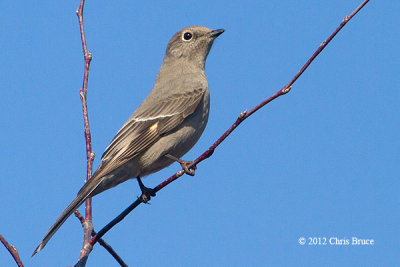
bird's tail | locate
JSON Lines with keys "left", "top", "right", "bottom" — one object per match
{"left": 32, "top": 175, "right": 103, "bottom": 256}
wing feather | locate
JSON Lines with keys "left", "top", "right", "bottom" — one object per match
{"left": 98, "top": 88, "right": 204, "bottom": 177}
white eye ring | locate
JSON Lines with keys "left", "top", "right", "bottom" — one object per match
{"left": 182, "top": 31, "right": 193, "bottom": 41}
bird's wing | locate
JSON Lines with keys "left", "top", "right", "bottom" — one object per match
{"left": 97, "top": 87, "right": 205, "bottom": 177}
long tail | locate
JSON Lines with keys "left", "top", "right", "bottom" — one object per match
{"left": 32, "top": 175, "right": 103, "bottom": 256}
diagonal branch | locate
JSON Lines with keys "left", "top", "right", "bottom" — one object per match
{"left": 80, "top": 0, "right": 370, "bottom": 259}
{"left": 0, "top": 234, "right": 24, "bottom": 267}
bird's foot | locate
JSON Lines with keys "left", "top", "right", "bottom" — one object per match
{"left": 137, "top": 177, "right": 156, "bottom": 203}
{"left": 165, "top": 154, "right": 197, "bottom": 176}
{"left": 179, "top": 160, "right": 197, "bottom": 176}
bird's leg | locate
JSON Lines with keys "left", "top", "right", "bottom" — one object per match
{"left": 165, "top": 154, "right": 197, "bottom": 176}
{"left": 137, "top": 176, "right": 156, "bottom": 203}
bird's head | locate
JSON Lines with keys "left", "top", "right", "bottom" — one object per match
{"left": 165, "top": 26, "right": 224, "bottom": 68}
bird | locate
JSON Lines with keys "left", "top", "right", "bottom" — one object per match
{"left": 33, "top": 26, "right": 224, "bottom": 255}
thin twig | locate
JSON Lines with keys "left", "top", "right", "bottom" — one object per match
{"left": 75, "top": 1, "right": 128, "bottom": 265}
{"left": 74, "top": 211, "right": 128, "bottom": 266}
{"left": 84, "top": 0, "right": 370, "bottom": 255}
{"left": 76, "top": 0, "right": 95, "bottom": 260}
{"left": 90, "top": 199, "right": 142, "bottom": 247}
{"left": 0, "top": 234, "right": 24, "bottom": 267}
{"left": 97, "top": 238, "right": 128, "bottom": 267}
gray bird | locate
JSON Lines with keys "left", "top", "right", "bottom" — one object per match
{"left": 33, "top": 26, "right": 224, "bottom": 255}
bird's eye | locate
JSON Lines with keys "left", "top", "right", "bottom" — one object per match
{"left": 183, "top": 32, "right": 193, "bottom": 41}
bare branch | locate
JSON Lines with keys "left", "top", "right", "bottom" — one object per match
{"left": 83, "top": 0, "right": 370, "bottom": 257}
{"left": 96, "top": 238, "right": 128, "bottom": 267}
{"left": 74, "top": 211, "right": 128, "bottom": 266}
{"left": 0, "top": 234, "right": 24, "bottom": 267}
{"left": 75, "top": 1, "right": 128, "bottom": 265}
{"left": 76, "top": 0, "right": 95, "bottom": 261}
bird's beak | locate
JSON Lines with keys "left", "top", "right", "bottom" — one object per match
{"left": 209, "top": 29, "right": 225, "bottom": 39}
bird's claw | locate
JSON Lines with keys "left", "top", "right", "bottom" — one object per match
{"left": 137, "top": 177, "right": 156, "bottom": 203}
{"left": 140, "top": 187, "right": 156, "bottom": 204}
{"left": 165, "top": 154, "right": 197, "bottom": 176}
{"left": 180, "top": 161, "right": 196, "bottom": 176}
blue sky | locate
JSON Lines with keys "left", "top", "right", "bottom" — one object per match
{"left": 1, "top": 0, "right": 399, "bottom": 266}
